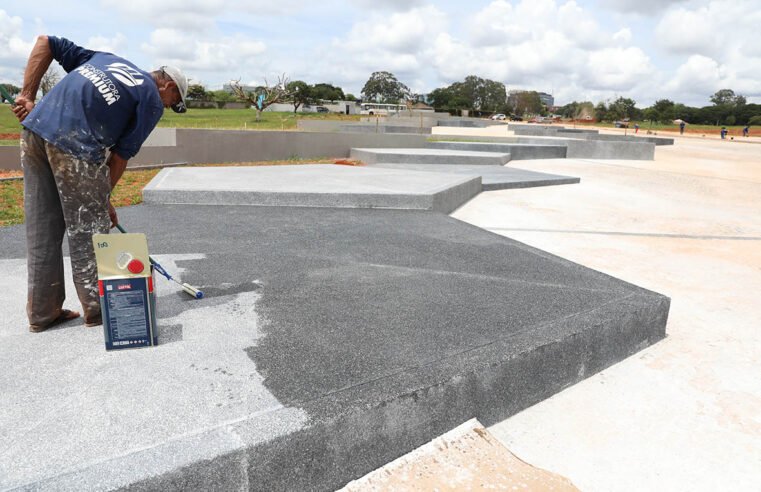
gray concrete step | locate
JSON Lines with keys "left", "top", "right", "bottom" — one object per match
{"left": 427, "top": 141, "right": 567, "bottom": 160}
{"left": 351, "top": 148, "right": 511, "bottom": 165}
{"left": 367, "top": 163, "right": 580, "bottom": 191}
{"left": 0, "top": 205, "right": 669, "bottom": 491}
{"left": 142, "top": 164, "right": 481, "bottom": 214}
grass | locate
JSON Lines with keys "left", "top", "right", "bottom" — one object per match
{"left": 0, "top": 106, "right": 363, "bottom": 139}
{"left": 0, "top": 158, "right": 338, "bottom": 227}
{"left": 158, "top": 108, "right": 361, "bottom": 130}
{"left": 0, "top": 179, "right": 24, "bottom": 226}
{"left": 0, "top": 108, "right": 22, "bottom": 134}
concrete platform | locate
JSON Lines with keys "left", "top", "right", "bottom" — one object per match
{"left": 0, "top": 205, "right": 669, "bottom": 491}
{"left": 350, "top": 148, "right": 511, "bottom": 165}
{"left": 366, "top": 163, "right": 580, "bottom": 190}
{"left": 427, "top": 141, "right": 568, "bottom": 160}
{"left": 142, "top": 164, "right": 481, "bottom": 214}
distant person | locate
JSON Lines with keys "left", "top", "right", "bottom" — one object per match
{"left": 743, "top": 125, "right": 750, "bottom": 137}
{"left": 679, "top": 121, "right": 686, "bottom": 135}
{"left": 13, "top": 35, "right": 187, "bottom": 332}
{"left": 634, "top": 123, "right": 640, "bottom": 134}
{"left": 720, "top": 127, "right": 728, "bottom": 139}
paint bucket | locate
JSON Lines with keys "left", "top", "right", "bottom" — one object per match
{"left": 92, "top": 233, "right": 158, "bottom": 350}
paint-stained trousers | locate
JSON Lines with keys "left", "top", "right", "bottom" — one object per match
{"left": 21, "top": 130, "right": 111, "bottom": 329}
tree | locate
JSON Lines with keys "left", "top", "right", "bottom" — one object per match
{"left": 608, "top": 97, "right": 637, "bottom": 121}
{"left": 286, "top": 80, "right": 313, "bottom": 113}
{"left": 594, "top": 102, "right": 608, "bottom": 122}
{"left": 40, "top": 67, "right": 61, "bottom": 96}
{"left": 345, "top": 93, "right": 358, "bottom": 102}
{"left": 210, "top": 90, "right": 236, "bottom": 103}
{"left": 231, "top": 75, "right": 292, "bottom": 121}
{"left": 510, "top": 91, "right": 543, "bottom": 116}
{"left": 710, "top": 89, "right": 737, "bottom": 106}
{"left": 749, "top": 115, "right": 761, "bottom": 126}
{"left": 361, "top": 71, "right": 410, "bottom": 104}
{"left": 1, "top": 83, "right": 21, "bottom": 97}
{"left": 648, "top": 99, "right": 676, "bottom": 123}
{"left": 311, "top": 83, "right": 345, "bottom": 102}
{"left": 187, "top": 84, "right": 212, "bottom": 101}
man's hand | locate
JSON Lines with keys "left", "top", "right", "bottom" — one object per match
{"left": 12, "top": 96, "right": 35, "bottom": 122}
{"left": 108, "top": 201, "right": 119, "bottom": 228}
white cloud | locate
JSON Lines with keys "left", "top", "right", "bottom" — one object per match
{"left": 584, "top": 47, "right": 655, "bottom": 90}
{"left": 100, "top": 0, "right": 306, "bottom": 30}
{"left": 601, "top": 0, "right": 690, "bottom": 15}
{"left": 141, "top": 28, "right": 266, "bottom": 76}
{"left": 0, "top": 9, "right": 36, "bottom": 84}
{"left": 0, "top": 10, "right": 34, "bottom": 63}
{"left": 86, "top": 33, "right": 128, "bottom": 54}
{"left": 653, "top": 0, "right": 761, "bottom": 100}
{"left": 349, "top": 0, "right": 425, "bottom": 10}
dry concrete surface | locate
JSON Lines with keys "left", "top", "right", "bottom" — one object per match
{"left": 360, "top": 133, "right": 761, "bottom": 490}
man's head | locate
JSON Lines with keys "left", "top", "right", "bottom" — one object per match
{"left": 152, "top": 66, "right": 188, "bottom": 113}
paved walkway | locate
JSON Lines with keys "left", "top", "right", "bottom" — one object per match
{"left": 451, "top": 136, "right": 761, "bottom": 490}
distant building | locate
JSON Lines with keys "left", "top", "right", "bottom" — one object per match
{"left": 537, "top": 92, "right": 554, "bottom": 107}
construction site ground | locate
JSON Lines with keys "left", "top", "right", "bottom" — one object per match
{"left": 353, "top": 129, "right": 761, "bottom": 490}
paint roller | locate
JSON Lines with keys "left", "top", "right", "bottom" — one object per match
{"left": 115, "top": 224, "right": 204, "bottom": 299}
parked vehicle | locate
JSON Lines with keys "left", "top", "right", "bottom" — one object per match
{"left": 509, "top": 115, "right": 523, "bottom": 121}
{"left": 490, "top": 113, "right": 506, "bottom": 120}
{"left": 316, "top": 106, "right": 329, "bottom": 113}
{"left": 359, "top": 103, "right": 406, "bottom": 115}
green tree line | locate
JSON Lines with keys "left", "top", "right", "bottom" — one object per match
{"left": 561, "top": 89, "right": 761, "bottom": 126}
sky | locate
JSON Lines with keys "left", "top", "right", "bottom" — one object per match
{"left": 1, "top": 0, "right": 760, "bottom": 107}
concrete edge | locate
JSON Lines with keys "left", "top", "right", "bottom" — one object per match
{"left": 24, "top": 291, "right": 669, "bottom": 491}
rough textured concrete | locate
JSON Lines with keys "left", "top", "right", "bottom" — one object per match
{"left": 427, "top": 140, "right": 568, "bottom": 160}
{"left": 0, "top": 204, "right": 668, "bottom": 491}
{"left": 564, "top": 139, "right": 655, "bottom": 160}
{"left": 130, "top": 129, "right": 427, "bottom": 168}
{"left": 367, "top": 163, "right": 580, "bottom": 190}
{"left": 142, "top": 165, "right": 481, "bottom": 214}
{"left": 351, "top": 147, "right": 511, "bottom": 165}
{"left": 337, "top": 124, "right": 431, "bottom": 134}
{"left": 450, "top": 137, "right": 761, "bottom": 490}
{"left": 437, "top": 119, "right": 500, "bottom": 128}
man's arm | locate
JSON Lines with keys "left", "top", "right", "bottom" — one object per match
{"left": 13, "top": 35, "right": 53, "bottom": 122}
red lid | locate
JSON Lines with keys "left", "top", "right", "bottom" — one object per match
{"left": 127, "top": 259, "right": 145, "bottom": 274}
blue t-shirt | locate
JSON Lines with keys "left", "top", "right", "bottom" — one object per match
{"left": 23, "top": 36, "right": 164, "bottom": 162}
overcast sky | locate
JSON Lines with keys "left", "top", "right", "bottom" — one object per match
{"left": 1, "top": 0, "right": 760, "bottom": 107}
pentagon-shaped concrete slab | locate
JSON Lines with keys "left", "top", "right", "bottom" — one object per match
{"left": 350, "top": 148, "right": 511, "bottom": 165}
{"left": 367, "top": 163, "right": 580, "bottom": 190}
{"left": 0, "top": 205, "right": 669, "bottom": 491}
{"left": 427, "top": 140, "right": 568, "bottom": 160}
{"left": 142, "top": 164, "right": 481, "bottom": 214}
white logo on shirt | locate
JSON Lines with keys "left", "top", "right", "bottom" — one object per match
{"left": 75, "top": 64, "right": 120, "bottom": 105}
{"left": 105, "top": 63, "right": 144, "bottom": 87}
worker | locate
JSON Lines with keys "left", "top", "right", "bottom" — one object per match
{"left": 12, "top": 35, "right": 187, "bottom": 332}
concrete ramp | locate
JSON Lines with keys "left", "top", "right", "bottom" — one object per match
{"left": 351, "top": 148, "right": 511, "bottom": 165}
{"left": 427, "top": 140, "right": 567, "bottom": 160}
{"left": 367, "top": 163, "right": 580, "bottom": 191}
{"left": 142, "top": 165, "right": 481, "bottom": 214}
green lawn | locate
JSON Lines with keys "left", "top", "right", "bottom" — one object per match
{"left": 0, "top": 105, "right": 22, "bottom": 133}
{"left": 1, "top": 105, "right": 363, "bottom": 135}
{"left": 158, "top": 108, "right": 361, "bottom": 130}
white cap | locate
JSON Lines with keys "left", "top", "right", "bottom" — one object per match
{"left": 161, "top": 65, "right": 188, "bottom": 113}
